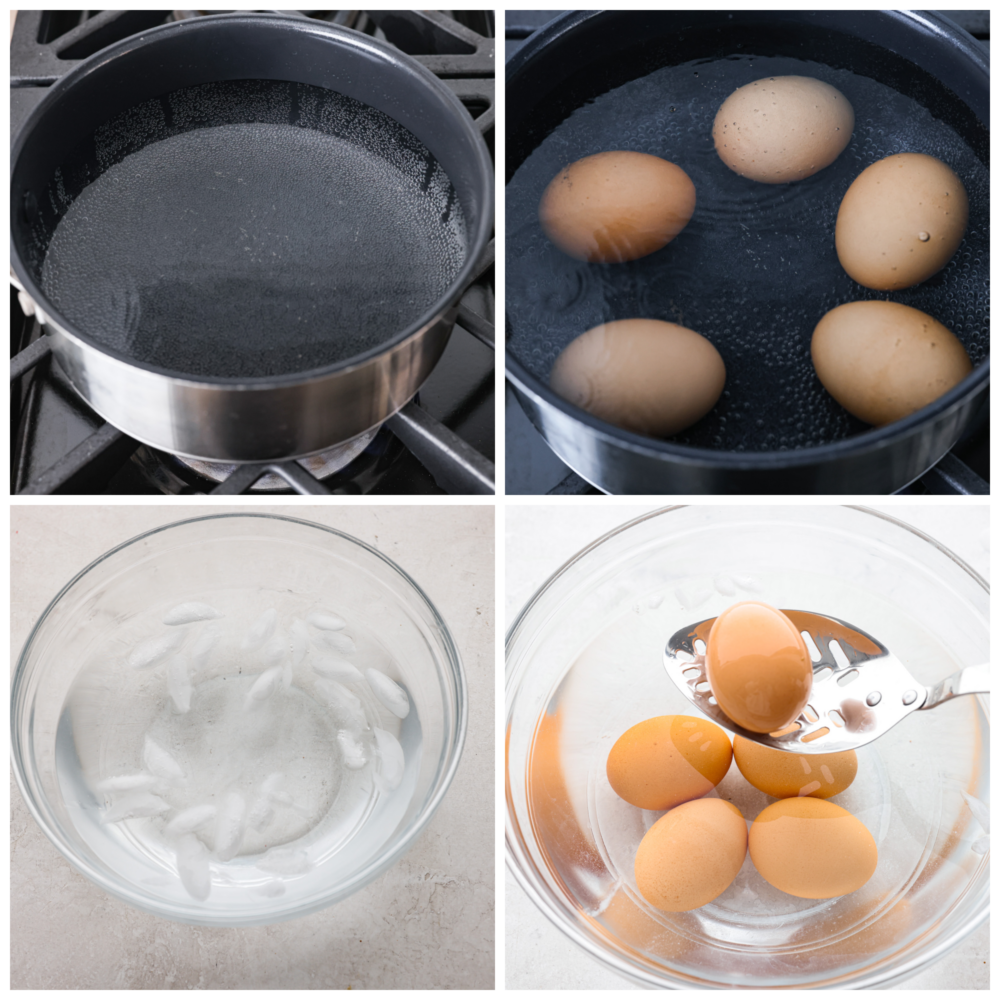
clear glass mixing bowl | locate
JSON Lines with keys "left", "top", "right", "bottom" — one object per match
{"left": 506, "top": 506, "right": 989, "bottom": 988}
{"left": 12, "top": 513, "right": 467, "bottom": 927}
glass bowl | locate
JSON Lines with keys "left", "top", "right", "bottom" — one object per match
{"left": 506, "top": 506, "right": 989, "bottom": 988}
{"left": 12, "top": 513, "right": 467, "bottom": 927}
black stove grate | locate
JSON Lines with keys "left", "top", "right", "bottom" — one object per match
{"left": 11, "top": 9, "right": 495, "bottom": 495}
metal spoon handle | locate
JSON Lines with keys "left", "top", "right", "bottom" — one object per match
{"left": 921, "top": 665, "right": 990, "bottom": 711}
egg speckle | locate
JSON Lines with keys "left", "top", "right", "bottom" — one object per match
{"left": 538, "top": 150, "right": 696, "bottom": 263}
{"left": 549, "top": 318, "right": 726, "bottom": 437}
{"left": 635, "top": 798, "right": 748, "bottom": 911}
{"left": 811, "top": 300, "right": 972, "bottom": 426}
{"left": 713, "top": 76, "right": 853, "bottom": 183}
{"left": 733, "top": 734, "right": 857, "bottom": 799}
{"left": 835, "top": 153, "right": 968, "bottom": 290}
{"left": 749, "top": 797, "right": 877, "bottom": 899}
{"left": 705, "top": 602, "right": 812, "bottom": 734}
{"left": 606, "top": 715, "right": 733, "bottom": 811}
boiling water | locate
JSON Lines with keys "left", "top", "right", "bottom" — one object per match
{"left": 56, "top": 591, "right": 421, "bottom": 908}
{"left": 37, "top": 79, "right": 467, "bottom": 379}
{"left": 506, "top": 54, "right": 989, "bottom": 451}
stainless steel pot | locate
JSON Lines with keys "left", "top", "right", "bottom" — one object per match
{"left": 11, "top": 13, "right": 493, "bottom": 463}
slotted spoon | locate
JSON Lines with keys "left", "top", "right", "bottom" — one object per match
{"left": 664, "top": 609, "right": 989, "bottom": 754}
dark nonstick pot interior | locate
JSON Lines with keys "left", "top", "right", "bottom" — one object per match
{"left": 506, "top": 11, "right": 989, "bottom": 460}
{"left": 11, "top": 13, "right": 491, "bottom": 382}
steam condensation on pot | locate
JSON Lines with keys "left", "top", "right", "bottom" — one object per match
{"left": 35, "top": 80, "right": 468, "bottom": 379}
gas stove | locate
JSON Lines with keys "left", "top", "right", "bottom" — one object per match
{"left": 504, "top": 10, "right": 988, "bottom": 496}
{"left": 11, "top": 10, "right": 495, "bottom": 495}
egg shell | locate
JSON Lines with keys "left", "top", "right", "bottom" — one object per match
{"left": 606, "top": 714, "right": 732, "bottom": 811}
{"left": 539, "top": 151, "right": 696, "bottom": 263}
{"left": 733, "top": 734, "right": 857, "bottom": 799}
{"left": 713, "top": 76, "right": 854, "bottom": 183}
{"left": 550, "top": 318, "right": 725, "bottom": 438}
{"left": 705, "top": 602, "right": 813, "bottom": 734}
{"left": 811, "top": 300, "right": 972, "bottom": 427}
{"left": 634, "top": 798, "right": 747, "bottom": 912}
{"left": 835, "top": 153, "right": 968, "bottom": 290}
{"left": 748, "top": 797, "right": 877, "bottom": 899}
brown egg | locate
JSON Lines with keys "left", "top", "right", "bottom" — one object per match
{"left": 538, "top": 151, "right": 696, "bottom": 263}
{"left": 606, "top": 715, "right": 732, "bottom": 811}
{"left": 549, "top": 318, "right": 725, "bottom": 437}
{"left": 704, "top": 602, "right": 812, "bottom": 734}
{"left": 635, "top": 798, "right": 747, "bottom": 911}
{"left": 836, "top": 153, "right": 968, "bottom": 290}
{"left": 749, "top": 797, "right": 877, "bottom": 899}
{"left": 733, "top": 734, "right": 857, "bottom": 799}
{"left": 811, "top": 300, "right": 972, "bottom": 426}
{"left": 713, "top": 76, "right": 854, "bottom": 183}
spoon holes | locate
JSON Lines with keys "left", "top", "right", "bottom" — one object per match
{"left": 769, "top": 722, "right": 801, "bottom": 737}
{"left": 802, "top": 704, "right": 819, "bottom": 723}
{"left": 829, "top": 640, "right": 851, "bottom": 670}
{"left": 812, "top": 666, "right": 834, "bottom": 683}
{"left": 829, "top": 710, "right": 845, "bottom": 728}
{"left": 675, "top": 649, "right": 695, "bottom": 664}
{"left": 802, "top": 727, "right": 830, "bottom": 743}
{"left": 695, "top": 681, "right": 712, "bottom": 693}
{"left": 707, "top": 696, "right": 718, "bottom": 706}
{"left": 801, "top": 631, "right": 822, "bottom": 662}
{"left": 836, "top": 668, "right": 860, "bottom": 687}
{"left": 682, "top": 667, "right": 702, "bottom": 679}
{"left": 694, "top": 639, "right": 707, "bottom": 655}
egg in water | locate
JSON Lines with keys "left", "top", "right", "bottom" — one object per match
{"left": 538, "top": 150, "right": 696, "bottom": 263}
{"left": 713, "top": 76, "right": 854, "bottom": 183}
{"left": 634, "top": 798, "right": 748, "bottom": 912}
{"left": 705, "top": 602, "right": 813, "bottom": 734}
{"left": 749, "top": 797, "right": 877, "bottom": 899}
{"left": 549, "top": 318, "right": 726, "bottom": 438}
{"left": 606, "top": 714, "right": 733, "bottom": 811}
{"left": 733, "top": 734, "right": 857, "bottom": 800}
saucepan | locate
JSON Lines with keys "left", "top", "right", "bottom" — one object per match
{"left": 505, "top": 10, "right": 988, "bottom": 494}
{"left": 11, "top": 12, "right": 493, "bottom": 463}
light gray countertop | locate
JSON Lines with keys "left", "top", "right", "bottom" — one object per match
{"left": 12, "top": 504, "right": 494, "bottom": 990}
{"left": 505, "top": 504, "right": 989, "bottom": 990}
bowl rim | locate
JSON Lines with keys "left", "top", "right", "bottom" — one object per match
{"left": 12, "top": 511, "right": 468, "bottom": 926}
{"left": 505, "top": 504, "right": 989, "bottom": 988}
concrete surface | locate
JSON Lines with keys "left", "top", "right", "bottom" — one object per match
{"left": 11, "top": 504, "right": 494, "bottom": 990}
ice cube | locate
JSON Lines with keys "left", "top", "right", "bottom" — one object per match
{"left": 364, "top": 667, "right": 410, "bottom": 719}
{"left": 315, "top": 677, "right": 367, "bottom": 731}
{"left": 189, "top": 623, "right": 222, "bottom": 673}
{"left": 128, "top": 630, "right": 185, "bottom": 669}
{"left": 311, "top": 653, "right": 363, "bottom": 684}
{"left": 163, "top": 601, "right": 223, "bottom": 626}
{"left": 143, "top": 735, "right": 185, "bottom": 782}
{"left": 166, "top": 804, "right": 218, "bottom": 836}
{"left": 373, "top": 727, "right": 405, "bottom": 793}
{"left": 247, "top": 795, "right": 275, "bottom": 832}
{"left": 176, "top": 833, "right": 211, "bottom": 901}
{"left": 308, "top": 611, "right": 347, "bottom": 631}
{"left": 337, "top": 730, "right": 369, "bottom": 769}
{"left": 260, "top": 632, "right": 288, "bottom": 669}
{"left": 96, "top": 772, "right": 159, "bottom": 793}
{"left": 167, "top": 655, "right": 193, "bottom": 713}
{"left": 244, "top": 666, "right": 282, "bottom": 710}
{"left": 290, "top": 618, "right": 311, "bottom": 667}
{"left": 242, "top": 608, "right": 277, "bottom": 651}
{"left": 213, "top": 792, "right": 247, "bottom": 862}
{"left": 317, "top": 631, "right": 356, "bottom": 655}
{"left": 101, "top": 791, "right": 170, "bottom": 824}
